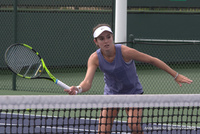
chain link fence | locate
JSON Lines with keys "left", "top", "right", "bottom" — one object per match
{"left": 0, "top": 0, "right": 200, "bottom": 95}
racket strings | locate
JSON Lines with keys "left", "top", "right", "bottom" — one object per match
{"left": 5, "top": 45, "right": 42, "bottom": 78}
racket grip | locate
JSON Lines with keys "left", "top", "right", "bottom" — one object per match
{"left": 55, "top": 79, "right": 77, "bottom": 94}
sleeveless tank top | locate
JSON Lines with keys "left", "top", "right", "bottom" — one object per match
{"left": 97, "top": 44, "right": 143, "bottom": 95}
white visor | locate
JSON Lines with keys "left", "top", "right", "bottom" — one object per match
{"left": 93, "top": 26, "right": 113, "bottom": 38}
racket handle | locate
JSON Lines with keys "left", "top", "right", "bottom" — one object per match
{"left": 55, "top": 79, "right": 77, "bottom": 94}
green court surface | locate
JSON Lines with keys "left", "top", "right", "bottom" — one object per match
{"left": 0, "top": 67, "right": 199, "bottom": 95}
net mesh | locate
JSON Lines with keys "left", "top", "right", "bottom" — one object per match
{"left": 0, "top": 94, "right": 200, "bottom": 134}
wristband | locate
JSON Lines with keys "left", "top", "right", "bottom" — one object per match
{"left": 174, "top": 72, "right": 179, "bottom": 80}
{"left": 76, "top": 86, "right": 82, "bottom": 93}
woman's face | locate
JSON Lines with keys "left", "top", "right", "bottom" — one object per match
{"left": 94, "top": 31, "right": 114, "bottom": 50}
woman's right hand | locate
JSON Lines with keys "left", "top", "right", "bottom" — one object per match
{"left": 64, "top": 86, "right": 78, "bottom": 95}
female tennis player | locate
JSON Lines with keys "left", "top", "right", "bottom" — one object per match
{"left": 65, "top": 24, "right": 193, "bottom": 134}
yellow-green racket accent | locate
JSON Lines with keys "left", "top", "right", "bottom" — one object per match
{"left": 41, "top": 58, "right": 56, "bottom": 83}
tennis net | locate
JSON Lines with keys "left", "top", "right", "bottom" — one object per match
{"left": 0, "top": 94, "right": 200, "bottom": 134}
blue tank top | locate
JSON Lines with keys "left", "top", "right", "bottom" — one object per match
{"left": 97, "top": 44, "right": 143, "bottom": 95}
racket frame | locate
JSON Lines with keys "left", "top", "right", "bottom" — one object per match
{"left": 5, "top": 43, "right": 71, "bottom": 91}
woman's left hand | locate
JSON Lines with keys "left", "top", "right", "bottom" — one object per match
{"left": 175, "top": 74, "right": 193, "bottom": 87}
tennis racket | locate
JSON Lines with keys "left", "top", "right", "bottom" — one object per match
{"left": 5, "top": 43, "right": 75, "bottom": 93}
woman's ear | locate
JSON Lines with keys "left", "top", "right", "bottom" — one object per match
{"left": 94, "top": 39, "right": 100, "bottom": 48}
{"left": 93, "top": 39, "right": 97, "bottom": 44}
